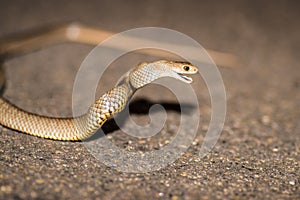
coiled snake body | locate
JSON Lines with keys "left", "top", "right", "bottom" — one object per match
{"left": 0, "top": 60, "right": 198, "bottom": 141}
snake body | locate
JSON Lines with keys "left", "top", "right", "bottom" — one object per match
{"left": 0, "top": 60, "right": 198, "bottom": 141}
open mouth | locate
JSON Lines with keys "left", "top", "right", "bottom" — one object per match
{"left": 179, "top": 74, "right": 193, "bottom": 83}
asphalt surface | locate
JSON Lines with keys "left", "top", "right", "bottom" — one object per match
{"left": 0, "top": 0, "right": 299, "bottom": 199}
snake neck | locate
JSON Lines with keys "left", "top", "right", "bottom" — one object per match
{"left": 81, "top": 81, "right": 135, "bottom": 135}
{"left": 129, "top": 62, "right": 175, "bottom": 89}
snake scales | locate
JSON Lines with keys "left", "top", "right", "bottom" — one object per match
{"left": 0, "top": 60, "right": 198, "bottom": 141}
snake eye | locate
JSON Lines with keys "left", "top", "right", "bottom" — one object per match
{"left": 183, "top": 66, "right": 190, "bottom": 71}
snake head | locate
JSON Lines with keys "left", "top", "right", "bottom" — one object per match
{"left": 129, "top": 60, "right": 199, "bottom": 89}
{"left": 161, "top": 60, "right": 198, "bottom": 83}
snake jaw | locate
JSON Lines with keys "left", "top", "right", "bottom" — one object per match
{"left": 178, "top": 73, "right": 193, "bottom": 83}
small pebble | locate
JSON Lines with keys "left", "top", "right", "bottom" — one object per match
{"left": 35, "top": 179, "right": 44, "bottom": 184}
{"left": 1, "top": 185, "right": 12, "bottom": 193}
{"left": 289, "top": 181, "right": 295, "bottom": 185}
{"left": 138, "top": 140, "right": 146, "bottom": 144}
{"left": 181, "top": 172, "right": 187, "bottom": 177}
{"left": 262, "top": 115, "right": 270, "bottom": 125}
{"left": 172, "top": 196, "right": 179, "bottom": 200}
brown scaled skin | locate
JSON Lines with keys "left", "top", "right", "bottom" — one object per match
{"left": 0, "top": 60, "right": 198, "bottom": 141}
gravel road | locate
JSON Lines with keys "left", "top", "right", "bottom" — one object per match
{"left": 0, "top": 1, "right": 299, "bottom": 199}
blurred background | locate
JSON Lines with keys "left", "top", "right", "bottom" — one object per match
{"left": 0, "top": 0, "right": 299, "bottom": 199}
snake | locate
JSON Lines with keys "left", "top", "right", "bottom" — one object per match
{"left": 0, "top": 60, "right": 198, "bottom": 141}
